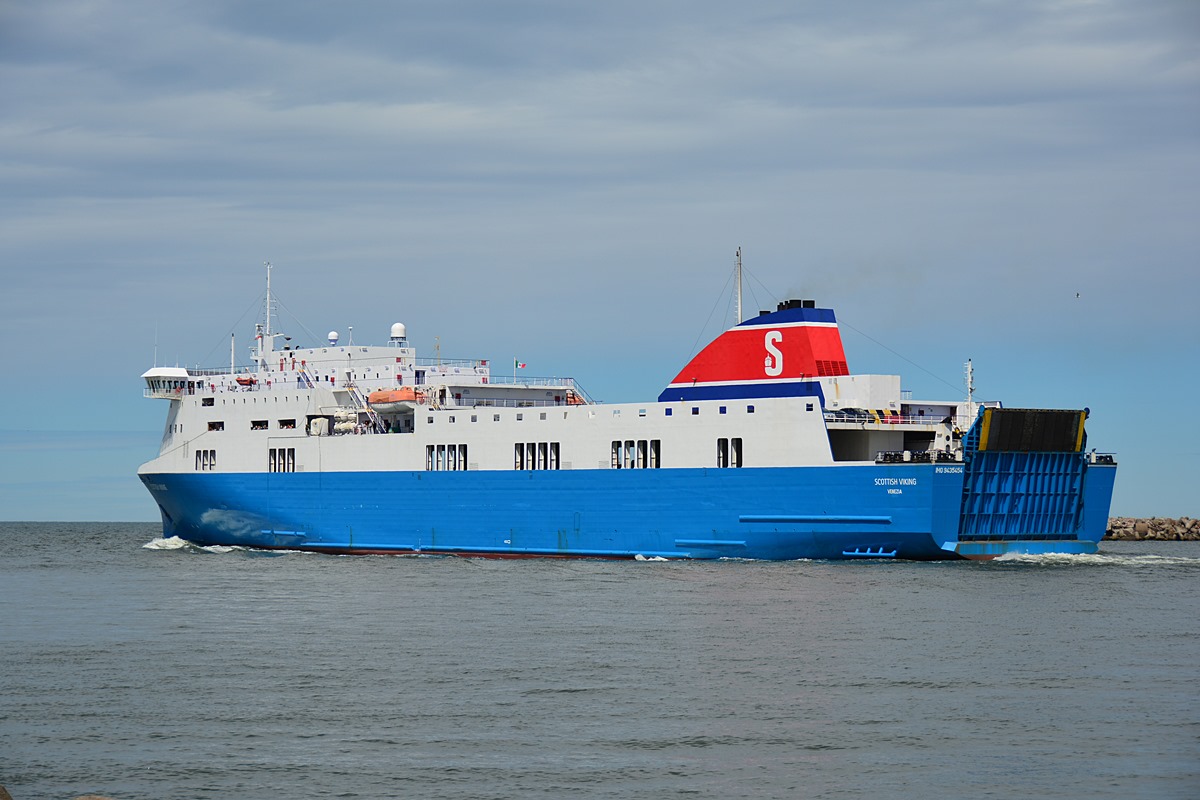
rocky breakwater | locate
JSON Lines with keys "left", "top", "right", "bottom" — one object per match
{"left": 1106, "top": 517, "right": 1199, "bottom": 541}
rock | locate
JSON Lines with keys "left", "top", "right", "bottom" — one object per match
{"left": 0, "top": 783, "right": 13, "bottom": 800}
{"left": 1105, "top": 517, "right": 1200, "bottom": 541}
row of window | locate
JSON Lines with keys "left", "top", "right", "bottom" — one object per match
{"left": 269, "top": 448, "right": 296, "bottom": 473}
{"left": 207, "top": 419, "right": 298, "bottom": 432}
{"left": 202, "top": 395, "right": 314, "bottom": 406}
{"left": 192, "top": 438, "right": 741, "bottom": 472}
{"left": 665, "top": 404, "right": 757, "bottom": 417}
{"left": 427, "top": 444, "right": 469, "bottom": 471}
{"left": 426, "top": 404, "right": 763, "bottom": 425}
{"left": 611, "top": 440, "right": 662, "bottom": 469}
{"left": 516, "top": 442, "right": 561, "bottom": 470}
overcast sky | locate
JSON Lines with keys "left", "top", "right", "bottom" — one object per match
{"left": 1, "top": 0, "right": 1197, "bottom": 521}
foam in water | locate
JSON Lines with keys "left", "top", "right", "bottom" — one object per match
{"left": 142, "top": 536, "right": 191, "bottom": 550}
{"left": 993, "top": 551, "right": 1200, "bottom": 568}
{"left": 142, "top": 537, "right": 243, "bottom": 554}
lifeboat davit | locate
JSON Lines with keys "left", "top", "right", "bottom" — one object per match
{"left": 368, "top": 387, "right": 422, "bottom": 412}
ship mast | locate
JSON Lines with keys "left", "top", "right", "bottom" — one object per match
{"left": 735, "top": 246, "right": 743, "bottom": 324}
{"left": 255, "top": 261, "right": 275, "bottom": 371}
{"left": 265, "top": 261, "right": 272, "bottom": 344}
{"left": 964, "top": 358, "right": 976, "bottom": 421}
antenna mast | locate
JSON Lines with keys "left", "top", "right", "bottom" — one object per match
{"left": 965, "top": 358, "right": 975, "bottom": 406}
{"left": 265, "top": 261, "right": 272, "bottom": 341}
{"left": 735, "top": 247, "right": 743, "bottom": 324}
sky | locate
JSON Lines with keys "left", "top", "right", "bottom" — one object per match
{"left": 1, "top": 0, "right": 1197, "bottom": 521}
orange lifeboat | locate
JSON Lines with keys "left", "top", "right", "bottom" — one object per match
{"left": 368, "top": 387, "right": 420, "bottom": 412}
{"left": 235, "top": 375, "right": 257, "bottom": 387}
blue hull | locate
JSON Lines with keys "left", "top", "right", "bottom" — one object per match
{"left": 141, "top": 462, "right": 1117, "bottom": 560}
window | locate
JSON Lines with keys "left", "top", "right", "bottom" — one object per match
{"left": 718, "top": 437, "right": 743, "bottom": 468}
{"left": 269, "top": 448, "right": 296, "bottom": 472}
{"left": 517, "top": 442, "right": 561, "bottom": 470}
{"left": 665, "top": 408, "right": 673, "bottom": 417}
{"left": 202, "top": 397, "right": 214, "bottom": 407}
{"left": 208, "top": 421, "right": 224, "bottom": 432}
{"left": 692, "top": 407, "right": 700, "bottom": 415}
{"left": 251, "top": 420, "right": 268, "bottom": 430}
{"left": 427, "top": 444, "right": 468, "bottom": 471}
{"left": 195, "top": 449, "right": 217, "bottom": 471}
{"left": 612, "top": 440, "right": 661, "bottom": 469}
{"left": 278, "top": 419, "right": 296, "bottom": 429}
{"left": 747, "top": 405, "right": 755, "bottom": 413}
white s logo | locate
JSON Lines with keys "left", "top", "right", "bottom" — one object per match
{"left": 764, "top": 330, "right": 783, "bottom": 377}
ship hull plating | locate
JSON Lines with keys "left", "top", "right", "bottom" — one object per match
{"left": 141, "top": 462, "right": 1116, "bottom": 561}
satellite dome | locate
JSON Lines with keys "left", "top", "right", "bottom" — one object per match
{"left": 390, "top": 322, "right": 407, "bottom": 340}
{"left": 327, "top": 331, "right": 339, "bottom": 346}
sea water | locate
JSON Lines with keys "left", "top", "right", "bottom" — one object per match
{"left": 1, "top": 522, "right": 1197, "bottom": 800}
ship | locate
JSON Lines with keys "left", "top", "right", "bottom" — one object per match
{"left": 138, "top": 263, "right": 1117, "bottom": 560}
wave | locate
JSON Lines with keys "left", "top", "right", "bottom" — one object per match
{"left": 141, "top": 536, "right": 193, "bottom": 550}
{"left": 142, "top": 536, "right": 247, "bottom": 554}
{"left": 992, "top": 551, "right": 1200, "bottom": 568}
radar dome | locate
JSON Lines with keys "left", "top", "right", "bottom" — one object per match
{"left": 390, "top": 322, "right": 407, "bottom": 340}
{"left": 327, "top": 331, "right": 339, "bottom": 345}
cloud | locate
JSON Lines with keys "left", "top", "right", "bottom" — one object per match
{"left": 0, "top": 0, "right": 1196, "bottom": 517}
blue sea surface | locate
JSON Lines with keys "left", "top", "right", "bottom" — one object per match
{"left": 2, "top": 522, "right": 1197, "bottom": 799}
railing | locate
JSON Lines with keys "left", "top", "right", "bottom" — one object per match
{"left": 414, "top": 357, "right": 488, "bottom": 369}
{"left": 145, "top": 365, "right": 595, "bottom": 405}
{"left": 823, "top": 412, "right": 966, "bottom": 427}
{"left": 875, "top": 450, "right": 961, "bottom": 463}
{"left": 449, "top": 397, "right": 582, "bottom": 410}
